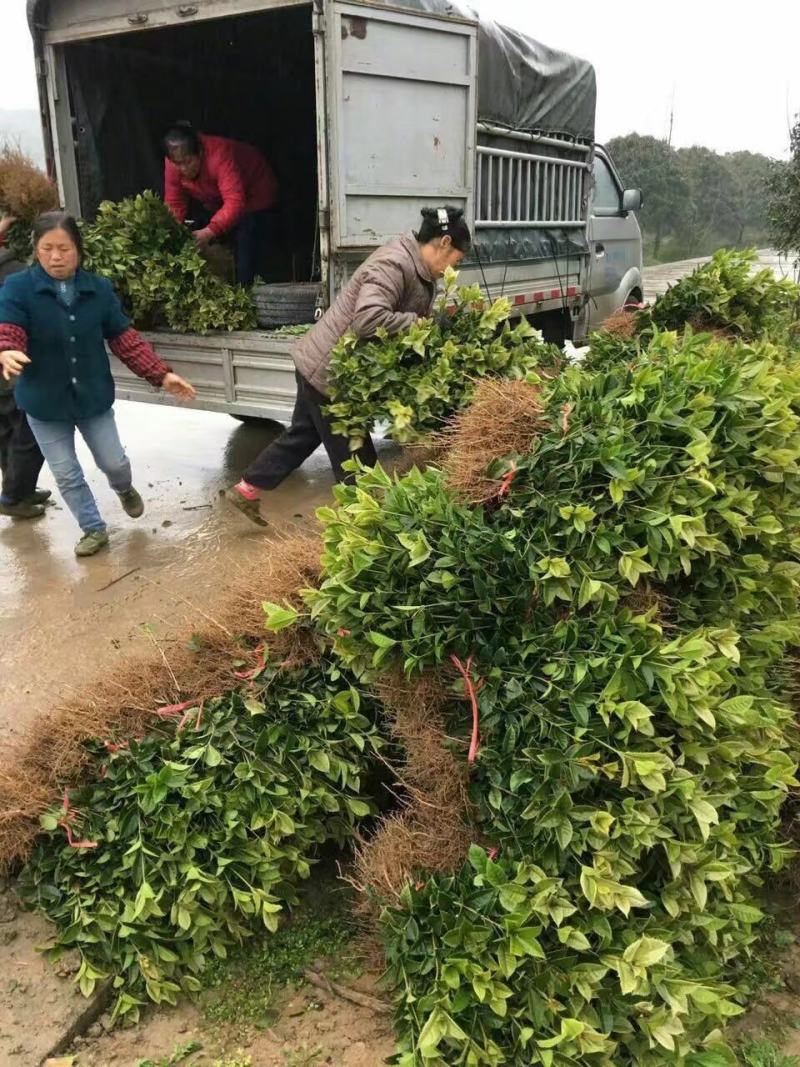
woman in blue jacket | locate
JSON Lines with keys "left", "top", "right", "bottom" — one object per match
{"left": 0, "top": 212, "right": 196, "bottom": 557}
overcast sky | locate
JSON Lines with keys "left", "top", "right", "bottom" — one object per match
{"left": 1, "top": 0, "right": 798, "bottom": 158}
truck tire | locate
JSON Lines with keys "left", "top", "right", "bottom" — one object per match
{"left": 231, "top": 415, "right": 286, "bottom": 431}
{"left": 252, "top": 283, "right": 321, "bottom": 328}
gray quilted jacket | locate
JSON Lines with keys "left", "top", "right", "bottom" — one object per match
{"left": 292, "top": 232, "right": 436, "bottom": 396}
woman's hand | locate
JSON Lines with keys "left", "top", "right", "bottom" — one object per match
{"left": 192, "top": 227, "right": 214, "bottom": 249}
{"left": 162, "top": 371, "right": 196, "bottom": 401}
{"left": 0, "top": 216, "right": 18, "bottom": 239}
{"left": 0, "top": 350, "right": 30, "bottom": 381}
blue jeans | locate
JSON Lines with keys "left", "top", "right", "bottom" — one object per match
{"left": 26, "top": 408, "right": 132, "bottom": 533}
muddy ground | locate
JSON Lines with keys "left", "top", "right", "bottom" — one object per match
{"left": 0, "top": 402, "right": 404, "bottom": 748}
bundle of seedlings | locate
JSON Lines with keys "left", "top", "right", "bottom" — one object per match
{"left": 274, "top": 324, "right": 800, "bottom": 1064}
{"left": 0, "top": 143, "right": 59, "bottom": 260}
{"left": 82, "top": 191, "right": 256, "bottom": 333}
{"left": 21, "top": 660, "right": 382, "bottom": 1021}
{"left": 586, "top": 248, "right": 800, "bottom": 373}
{"left": 325, "top": 267, "right": 561, "bottom": 449}
{"left": 0, "top": 534, "right": 323, "bottom": 869}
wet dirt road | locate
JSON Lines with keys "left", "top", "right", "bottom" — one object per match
{"left": 0, "top": 401, "right": 374, "bottom": 744}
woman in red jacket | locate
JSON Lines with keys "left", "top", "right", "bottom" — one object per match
{"left": 163, "top": 122, "right": 279, "bottom": 286}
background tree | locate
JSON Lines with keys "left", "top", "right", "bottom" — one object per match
{"left": 608, "top": 133, "right": 775, "bottom": 264}
{"left": 767, "top": 117, "right": 800, "bottom": 268}
{"left": 606, "top": 134, "right": 688, "bottom": 258}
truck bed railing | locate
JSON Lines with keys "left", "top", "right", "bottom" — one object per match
{"left": 476, "top": 144, "right": 589, "bottom": 230}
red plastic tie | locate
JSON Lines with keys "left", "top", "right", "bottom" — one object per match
{"left": 59, "top": 787, "right": 97, "bottom": 848}
{"left": 234, "top": 645, "right": 266, "bottom": 681}
{"left": 153, "top": 699, "right": 195, "bottom": 719}
{"left": 103, "top": 739, "right": 129, "bottom": 753}
{"left": 450, "top": 653, "right": 481, "bottom": 764}
{"left": 497, "top": 462, "right": 517, "bottom": 500}
{"left": 59, "top": 820, "right": 98, "bottom": 849}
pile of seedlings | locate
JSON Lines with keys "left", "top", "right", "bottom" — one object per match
{"left": 325, "top": 267, "right": 561, "bottom": 449}
{"left": 5, "top": 254, "right": 800, "bottom": 1066}
{"left": 83, "top": 191, "right": 256, "bottom": 333}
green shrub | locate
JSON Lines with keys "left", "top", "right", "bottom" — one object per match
{"left": 325, "top": 268, "right": 559, "bottom": 449}
{"left": 645, "top": 249, "right": 799, "bottom": 342}
{"left": 82, "top": 191, "right": 256, "bottom": 333}
{"left": 21, "top": 663, "right": 380, "bottom": 1019}
{"left": 291, "top": 326, "right": 800, "bottom": 1064}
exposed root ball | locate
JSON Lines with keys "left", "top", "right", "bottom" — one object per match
{"left": 354, "top": 672, "right": 475, "bottom": 907}
{"left": 600, "top": 308, "right": 641, "bottom": 338}
{"left": 392, "top": 437, "right": 450, "bottom": 477}
{"left": 440, "top": 378, "right": 547, "bottom": 503}
{"left": 0, "top": 532, "right": 324, "bottom": 871}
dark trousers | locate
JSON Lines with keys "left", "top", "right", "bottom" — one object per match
{"left": 244, "top": 371, "right": 377, "bottom": 489}
{"left": 190, "top": 205, "right": 280, "bottom": 286}
{"left": 0, "top": 393, "right": 45, "bottom": 503}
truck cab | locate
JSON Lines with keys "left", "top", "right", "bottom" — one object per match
{"left": 588, "top": 145, "right": 644, "bottom": 324}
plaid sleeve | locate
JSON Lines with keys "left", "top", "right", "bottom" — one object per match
{"left": 0, "top": 324, "right": 28, "bottom": 353}
{"left": 108, "top": 327, "right": 172, "bottom": 387}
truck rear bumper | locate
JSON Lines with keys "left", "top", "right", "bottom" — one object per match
{"left": 113, "top": 330, "right": 299, "bottom": 422}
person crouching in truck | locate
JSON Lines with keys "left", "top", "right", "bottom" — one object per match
{"left": 225, "top": 206, "right": 471, "bottom": 526}
{"left": 0, "top": 212, "right": 197, "bottom": 557}
{"left": 162, "top": 122, "right": 279, "bottom": 286}
{"left": 0, "top": 214, "right": 51, "bottom": 521}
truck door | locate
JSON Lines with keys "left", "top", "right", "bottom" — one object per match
{"left": 588, "top": 150, "right": 643, "bottom": 328}
{"left": 324, "top": 0, "right": 477, "bottom": 249}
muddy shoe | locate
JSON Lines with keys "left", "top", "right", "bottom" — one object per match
{"left": 224, "top": 484, "right": 268, "bottom": 527}
{"left": 118, "top": 487, "right": 144, "bottom": 518}
{"left": 75, "top": 530, "right": 109, "bottom": 557}
{"left": 0, "top": 499, "right": 46, "bottom": 519}
{"left": 25, "top": 487, "right": 52, "bottom": 505}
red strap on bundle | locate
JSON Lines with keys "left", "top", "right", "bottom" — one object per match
{"left": 152, "top": 699, "right": 196, "bottom": 719}
{"left": 450, "top": 653, "right": 482, "bottom": 764}
{"left": 59, "top": 788, "right": 98, "bottom": 849}
{"left": 234, "top": 645, "right": 266, "bottom": 681}
{"left": 497, "top": 462, "right": 517, "bottom": 499}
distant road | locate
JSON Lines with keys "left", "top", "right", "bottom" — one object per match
{"left": 643, "top": 249, "right": 797, "bottom": 303}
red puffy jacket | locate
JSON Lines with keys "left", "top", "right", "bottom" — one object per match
{"left": 164, "top": 133, "right": 279, "bottom": 237}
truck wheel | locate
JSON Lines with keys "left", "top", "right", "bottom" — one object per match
{"left": 231, "top": 415, "right": 285, "bottom": 431}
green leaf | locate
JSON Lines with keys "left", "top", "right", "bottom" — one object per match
{"left": 263, "top": 602, "right": 300, "bottom": 631}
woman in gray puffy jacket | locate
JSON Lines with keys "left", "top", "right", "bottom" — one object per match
{"left": 225, "top": 205, "right": 471, "bottom": 525}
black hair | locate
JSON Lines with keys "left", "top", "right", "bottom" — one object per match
{"left": 163, "top": 121, "right": 202, "bottom": 157}
{"left": 416, "top": 205, "right": 471, "bottom": 252}
{"left": 32, "top": 211, "right": 83, "bottom": 259}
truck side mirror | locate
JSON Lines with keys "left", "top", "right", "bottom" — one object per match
{"left": 622, "top": 188, "right": 643, "bottom": 213}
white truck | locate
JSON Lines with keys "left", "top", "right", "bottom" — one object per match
{"left": 26, "top": 0, "right": 643, "bottom": 423}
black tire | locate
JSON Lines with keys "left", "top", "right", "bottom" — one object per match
{"left": 252, "top": 282, "right": 320, "bottom": 328}
{"left": 231, "top": 415, "right": 286, "bottom": 431}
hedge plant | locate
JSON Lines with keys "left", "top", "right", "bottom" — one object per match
{"left": 82, "top": 191, "right": 256, "bottom": 333}
{"left": 21, "top": 663, "right": 381, "bottom": 1020}
{"left": 325, "top": 267, "right": 560, "bottom": 449}
{"left": 286, "top": 322, "right": 800, "bottom": 1064}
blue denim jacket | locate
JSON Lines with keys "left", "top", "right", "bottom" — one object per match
{"left": 0, "top": 265, "right": 130, "bottom": 421}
